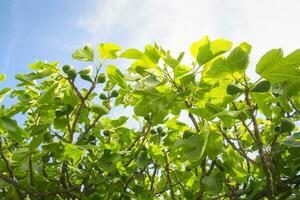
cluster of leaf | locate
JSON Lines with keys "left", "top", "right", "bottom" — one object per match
{"left": 0, "top": 36, "right": 299, "bottom": 199}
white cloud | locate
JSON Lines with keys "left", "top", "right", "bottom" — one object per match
{"left": 77, "top": 0, "right": 300, "bottom": 76}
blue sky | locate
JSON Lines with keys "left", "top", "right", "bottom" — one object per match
{"left": 1, "top": 0, "right": 300, "bottom": 105}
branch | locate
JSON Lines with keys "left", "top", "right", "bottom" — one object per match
{"left": 244, "top": 84, "right": 275, "bottom": 199}
{"left": 163, "top": 150, "right": 175, "bottom": 200}
{"left": 217, "top": 125, "right": 256, "bottom": 165}
{"left": 0, "top": 137, "right": 23, "bottom": 199}
{"left": 195, "top": 158, "right": 206, "bottom": 200}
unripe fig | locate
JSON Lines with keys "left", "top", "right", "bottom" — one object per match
{"left": 55, "top": 110, "right": 65, "bottom": 117}
{"left": 143, "top": 114, "right": 151, "bottom": 121}
{"left": 62, "top": 65, "right": 77, "bottom": 81}
{"left": 88, "top": 135, "right": 96, "bottom": 141}
{"left": 80, "top": 74, "right": 93, "bottom": 82}
{"left": 251, "top": 80, "right": 271, "bottom": 93}
{"left": 62, "top": 65, "right": 72, "bottom": 74}
{"left": 274, "top": 126, "right": 281, "bottom": 133}
{"left": 103, "top": 130, "right": 110, "bottom": 136}
{"left": 62, "top": 104, "right": 74, "bottom": 114}
{"left": 99, "top": 93, "right": 108, "bottom": 100}
{"left": 280, "top": 118, "right": 295, "bottom": 133}
{"left": 41, "top": 155, "right": 50, "bottom": 163}
{"left": 43, "top": 133, "right": 53, "bottom": 142}
{"left": 226, "top": 84, "right": 243, "bottom": 95}
{"left": 150, "top": 129, "right": 157, "bottom": 135}
{"left": 157, "top": 127, "right": 163, "bottom": 133}
{"left": 97, "top": 74, "right": 106, "bottom": 83}
{"left": 111, "top": 90, "right": 119, "bottom": 98}
{"left": 183, "top": 130, "right": 194, "bottom": 139}
{"left": 91, "top": 104, "right": 109, "bottom": 116}
{"left": 67, "top": 68, "right": 77, "bottom": 81}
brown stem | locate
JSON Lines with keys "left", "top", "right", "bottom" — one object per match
{"left": 196, "top": 158, "right": 206, "bottom": 200}
{"left": 244, "top": 88, "right": 275, "bottom": 199}
{"left": 150, "top": 164, "right": 157, "bottom": 193}
{"left": 0, "top": 138, "right": 23, "bottom": 199}
{"left": 218, "top": 126, "right": 256, "bottom": 165}
{"left": 164, "top": 150, "right": 175, "bottom": 200}
{"left": 29, "top": 154, "right": 34, "bottom": 187}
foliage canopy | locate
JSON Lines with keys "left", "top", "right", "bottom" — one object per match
{"left": 0, "top": 36, "right": 300, "bottom": 199}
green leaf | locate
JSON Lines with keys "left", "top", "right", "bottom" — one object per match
{"left": 28, "top": 60, "right": 57, "bottom": 72}
{"left": 284, "top": 132, "right": 300, "bottom": 148}
{"left": 0, "top": 74, "right": 7, "bottom": 82}
{"left": 175, "top": 122, "right": 209, "bottom": 162}
{"left": 15, "top": 74, "right": 36, "bottom": 86}
{"left": 120, "top": 48, "right": 144, "bottom": 59}
{"left": 251, "top": 92, "right": 276, "bottom": 118}
{"left": 256, "top": 49, "right": 300, "bottom": 83}
{"left": 148, "top": 144, "right": 164, "bottom": 165}
{"left": 98, "top": 43, "right": 121, "bottom": 59}
{"left": 144, "top": 44, "right": 160, "bottom": 64}
{"left": 206, "top": 131, "right": 223, "bottom": 160}
{"left": 0, "top": 116, "right": 18, "bottom": 132}
{"left": 72, "top": 44, "right": 94, "bottom": 61}
{"left": 78, "top": 65, "right": 93, "bottom": 75}
{"left": 190, "top": 36, "right": 232, "bottom": 65}
{"left": 0, "top": 88, "right": 11, "bottom": 96}
{"left": 53, "top": 117, "right": 68, "bottom": 130}
{"left": 256, "top": 48, "right": 283, "bottom": 76}
{"left": 106, "top": 65, "right": 126, "bottom": 88}
{"left": 197, "top": 39, "right": 233, "bottom": 65}
{"left": 225, "top": 42, "right": 251, "bottom": 72}
{"left": 64, "top": 144, "right": 85, "bottom": 164}
{"left": 37, "top": 82, "right": 59, "bottom": 104}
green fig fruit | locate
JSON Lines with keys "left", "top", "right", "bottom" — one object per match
{"left": 226, "top": 84, "right": 243, "bottom": 95}
{"left": 157, "top": 127, "right": 163, "bottom": 133}
{"left": 99, "top": 93, "right": 108, "bottom": 100}
{"left": 111, "top": 90, "right": 119, "bottom": 98}
{"left": 183, "top": 130, "right": 194, "bottom": 139}
{"left": 80, "top": 74, "right": 93, "bottom": 82}
{"left": 97, "top": 74, "right": 106, "bottom": 83}
{"left": 103, "top": 130, "right": 110, "bottom": 136}
{"left": 280, "top": 118, "right": 295, "bottom": 133}
{"left": 274, "top": 126, "right": 281, "bottom": 133}
{"left": 251, "top": 80, "right": 271, "bottom": 93}
{"left": 88, "top": 135, "right": 96, "bottom": 141}
{"left": 41, "top": 155, "right": 50, "bottom": 163}
{"left": 62, "top": 65, "right": 72, "bottom": 74}
{"left": 43, "top": 133, "right": 53, "bottom": 141}
{"left": 62, "top": 104, "right": 74, "bottom": 114}
{"left": 150, "top": 129, "right": 157, "bottom": 135}
{"left": 143, "top": 114, "right": 151, "bottom": 121}
{"left": 55, "top": 110, "right": 65, "bottom": 117}
{"left": 62, "top": 65, "right": 77, "bottom": 81}
{"left": 79, "top": 65, "right": 93, "bottom": 75}
{"left": 67, "top": 68, "right": 77, "bottom": 81}
{"left": 91, "top": 104, "right": 110, "bottom": 116}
